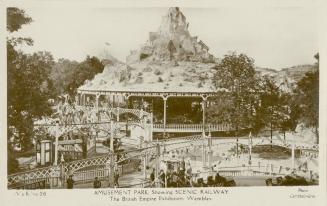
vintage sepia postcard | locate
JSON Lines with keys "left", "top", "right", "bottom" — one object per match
{"left": 1, "top": 0, "right": 326, "bottom": 206}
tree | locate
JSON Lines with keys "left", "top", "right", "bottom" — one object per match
{"left": 50, "top": 56, "right": 104, "bottom": 97}
{"left": 294, "top": 65, "right": 319, "bottom": 143}
{"left": 7, "top": 8, "right": 55, "bottom": 153}
{"left": 50, "top": 58, "right": 80, "bottom": 95}
{"left": 7, "top": 7, "right": 32, "bottom": 32}
{"left": 257, "top": 76, "right": 291, "bottom": 145}
{"left": 279, "top": 93, "right": 300, "bottom": 138}
{"left": 209, "top": 52, "right": 260, "bottom": 135}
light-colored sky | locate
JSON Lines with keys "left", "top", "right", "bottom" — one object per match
{"left": 11, "top": 6, "right": 319, "bottom": 70}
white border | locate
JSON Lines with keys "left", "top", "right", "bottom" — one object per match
{"left": 0, "top": 1, "right": 326, "bottom": 206}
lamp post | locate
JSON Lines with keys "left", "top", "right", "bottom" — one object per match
{"left": 162, "top": 146, "right": 168, "bottom": 188}
{"left": 54, "top": 123, "right": 60, "bottom": 166}
{"left": 155, "top": 143, "right": 161, "bottom": 187}
{"left": 248, "top": 132, "right": 252, "bottom": 169}
{"left": 110, "top": 118, "right": 115, "bottom": 152}
{"left": 60, "top": 154, "right": 65, "bottom": 188}
{"left": 208, "top": 131, "right": 213, "bottom": 169}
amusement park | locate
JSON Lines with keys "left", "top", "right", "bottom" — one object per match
{"left": 6, "top": 7, "right": 319, "bottom": 190}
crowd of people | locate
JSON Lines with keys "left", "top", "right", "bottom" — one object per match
{"left": 65, "top": 169, "right": 120, "bottom": 189}
{"left": 149, "top": 169, "right": 235, "bottom": 187}
{"left": 148, "top": 160, "right": 235, "bottom": 188}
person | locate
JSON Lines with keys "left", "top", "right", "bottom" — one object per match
{"left": 159, "top": 170, "right": 165, "bottom": 187}
{"left": 93, "top": 177, "right": 102, "bottom": 188}
{"left": 150, "top": 169, "right": 155, "bottom": 186}
{"left": 114, "top": 169, "right": 119, "bottom": 188}
{"left": 171, "top": 172, "right": 178, "bottom": 187}
{"left": 66, "top": 175, "right": 75, "bottom": 189}
{"left": 180, "top": 159, "right": 186, "bottom": 172}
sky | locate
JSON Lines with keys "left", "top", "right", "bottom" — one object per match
{"left": 11, "top": 6, "right": 319, "bottom": 70}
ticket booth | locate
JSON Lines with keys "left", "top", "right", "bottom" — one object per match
{"left": 36, "top": 139, "right": 53, "bottom": 166}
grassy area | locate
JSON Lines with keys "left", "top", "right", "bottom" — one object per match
{"left": 252, "top": 145, "right": 300, "bottom": 160}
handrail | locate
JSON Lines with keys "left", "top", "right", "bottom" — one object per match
{"left": 153, "top": 123, "right": 232, "bottom": 131}
{"left": 120, "top": 180, "right": 152, "bottom": 188}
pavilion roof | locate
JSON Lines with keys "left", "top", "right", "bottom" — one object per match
{"left": 78, "top": 60, "right": 226, "bottom": 94}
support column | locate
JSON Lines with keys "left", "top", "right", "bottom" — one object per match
{"left": 208, "top": 131, "right": 213, "bottom": 168}
{"left": 202, "top": 132, "right": 206, "bottom": 168}
{"left": 201, "top": 95, "right": 207, "bottom": 132}
{"left": 76, "top": 93, "right": 80, "bottom": 105}
{"left": 150, "top": 113, "right": 153, "bottom": 141}
{"left": 291, "top": 135, "right": 295, "bottom": 170}
{"left": 60, "top": 156, "right": 65, "bottom": 188}
{"left": 95, "top": 93, "right": 100, "bottom": 110}
{"left": 139, "top": 136, "right": 144, "bottom": 149}
{"left": 108, "top": 151, "right": 115, "bottom": 188}
{"left": 236, "top": 138, "right": 239, "bottom": 158}
{"left": 162, "top": 96, "right": 168, "bottom": 138}
{"left": 248, "top": 132, "right": 252, "bottom": 167}
{"left": 54, "top": 123, "right": 60, "bottom": 166}
{"left": 110, "top": 120, "right": 114, "bottom": 152}
{"left": 116, "top": 107, "right": 120, "bottom": 122}
{"left": 143, "top": 153, "right": 147, "bottom": 179}
{"left": 94, "top": 131, "right": 98, "bottom": 154}
{"left": 82, "top": 94, "right": 86, "bottom": 106}
{"left": 79, "top": 93, "right": 83, "bottom": 106}
{"left": 155, "top": 143, "right": 160, "bottom": 186}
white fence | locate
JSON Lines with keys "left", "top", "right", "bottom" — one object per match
{"left": 153, "top": 124, "right": 231, "bottom": 132}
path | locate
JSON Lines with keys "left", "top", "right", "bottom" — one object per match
{"left": 73, "top": 171, "right": 147, "bottom": 189}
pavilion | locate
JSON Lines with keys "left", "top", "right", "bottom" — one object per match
{"left": 77, "top": 7, "right": 230, "bottom": 136}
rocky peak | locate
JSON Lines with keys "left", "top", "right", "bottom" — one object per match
{"left": 126, "top": 7, "right": 215, "bottom": 64}
{"left": 158, "top": 7, "right": 189, "bottom": 39}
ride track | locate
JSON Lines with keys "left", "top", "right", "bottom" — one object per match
{"left": 9, "top": 106, "right": 318, "bottom": 189}
{"left": 8, "top": 131, "right": 318, "bottom": 188}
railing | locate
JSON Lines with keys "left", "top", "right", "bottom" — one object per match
{"left": 71, "top": 160, "right": 141, "bottom": 184}
{"left": 95, "top": 106, "right": 151, "bottom": 118}
{"left": 10, "top": 178, "right": 49, "bottom": 190}
{"left": 252, "top": 138, "right": 319, "bottom": 152}
{"left": 120, "top": 180, "right": 152, "bottom": 188}
{"left": 73, "top": 168, "right": 109, "bottom": 183}
{"left": 191, "top": 165, "right": 291, "bottom": 181}
{"left": 118, "top": 159, "right": 141, "bottom": 175}
{"left": 9, "top": 131, "right": 318, "bottom": 189}
{"left": 153, "top": 124, "right": 232, "bottom": 132}
{"left": 64, "top": 154, "right": 110, "bottom": 174}
{"left": 8, "top": 165, "right": 60, "bottom": 187}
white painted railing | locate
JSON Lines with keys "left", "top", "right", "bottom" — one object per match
{"left": 73, "top": 169, "right": 109, "bottom": 182}
{"left": 252, "top": 137, "right": 319, "bottom": 152}
{"left": 153, "top": 124, "right": 231, "bottom": 132}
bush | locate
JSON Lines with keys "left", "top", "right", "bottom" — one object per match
{"left": 143, "top": 67, "right": 152, "bottom": 72}
{"left": 140, "top": 53, "right": 149, "bottom": 60}
{"left": 158, "top": 77, "right": 163, "bottom": 82}
{"left": 135, "top": 76, "right": 143, "bottom": 84}
{"left": 154, "top": 69, "right": 162, "bottom": 75}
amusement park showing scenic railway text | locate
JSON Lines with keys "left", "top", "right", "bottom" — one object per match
{"left": 7, "top": 6, "right": 319, "bottom": 190}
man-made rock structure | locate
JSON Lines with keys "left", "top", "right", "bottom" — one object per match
{"left": 77, "top": 7, "right": 222, "bottom": 139}
{"left": 79, "top": 7, "right": 220, "bottom": 94}
{"left": 127, "top": 7, "right": 214, "bottom": 64}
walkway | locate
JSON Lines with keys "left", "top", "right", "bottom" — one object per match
{"left": 73, "top": 171, "right": 147, "bottom": 189}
